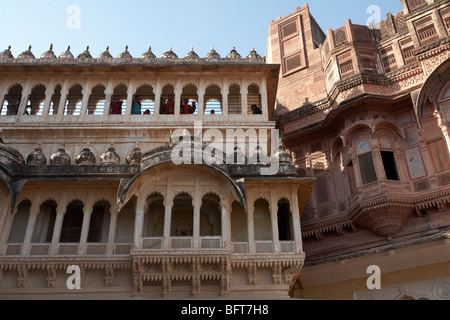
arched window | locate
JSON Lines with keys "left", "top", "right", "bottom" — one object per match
{"left": 88, "top": 201, "right": 111, "bottom": 243}
{"left": 134, "top": 85, "right": 155, "bottom": 115}
{"left": 1, "top": 84, "right": 23, "bottom": 116}
{"left": 64, "top": 84, "right": 83, "bottom": 116}
{"left": 49, "top": 84, "right": 61, "bottom": 116}
{"left": 253, "top": 198, "right": 272, "bottom": 241}
{"left": 27, "top": 84, "right": 46, "bottom": 115}
{"left": 379, "top": 137, "right": 400, "bottom": 181}
{"left": 143, "top": 193, "right": 165, "bottom": 237}
{"left": 60, "top": 200, "right": 84, "bottom": 243}
{"left": 357, "top": 140, "right": 377, "bottom": 185}
{"left": 115, "top": 198, "right": 135, "bottom": 244}
{"left": 87, "top": 85, "right": 106, "bottom": 115}
{"left": 32, "top": 200, "right": 57, "bottom": 243}
{"left": 228, "top": 83, "right": 242, "bottom": 115}
{"left": 277, "top": 199, "right": 293, "bottom": 241}
{"left": 160, "top": 84, "right": 175, "bottom": 115}
{"left": 230, "top": 201, "right": 247, "bottom": 242}
{"left": 247, "top": 84, "right": 262, "bottom": 115}
{"left": 200, "top": 194, "right": 221, "bottom": 237}
{"left": 111, "top": 84, "right": 127, "bottom": 115}
{"left": 181, "top": 84, "right": 198, "bottom": 115}
{"left": 8, "top": 200, "right": 31, "bottom": 244}
{"left": 204, "top": 84, "right": 222, "bottom": 115}
{"left": 171, "top": 193, "right": 193, "bottom": 237}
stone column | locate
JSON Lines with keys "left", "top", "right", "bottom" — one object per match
{"left": 103, "top": 81, "right": 113, "bottom": 116}
{"left": 198, "top": 80, "right": 205, "bottom": 119}
{"left": 133, "top": 205, "right": 145, "bottom": 250}
{"left": 163, "top": 202, "right": 173, "bottom": 249}
{"left": 154, "top": 80, "right": 161, "bottom": 118}
{"left": 107, "top": 207, "right": 118, "bottom": 255}
{"left": 371, "top": 141, "right": 386, "bottom": 182}
{"left": 125, "top": 81, "right": 135, "bottom": 118}
{"left": 270, "top": 196, "right": 280, "bottom": 253}
{"left": 78, "top": 209, "right": 93, "bottom": 255}
{"left": 17, "top": 80, "right": 31, "bottom": 118}
{"left": 193, "top": 203, "right": 200, "bottom": 249}
{"left": 79, "top": 81, "right": 91, "bottom": 118}
{"left": 50, "top": 208, "right": 66, "bottom": 255}
{"left": 241, "top": 80, "right": 248, "bottom": 119}
{"left": 57, "top": 82, "right": 69, "bottom": 122}
{"left": 222, "top": 80, "right": 229, "bottom": 116}
{"left": 290, "top": 190, "right": 303, "bottom": 254}
{"left": 260, "top": 78, "right": 268, "bottom": 119}
{"left": 174, "top": 81, "right": 182, "bottom": 121}
{"left": 41, "top": 82, "right": 54, "bottom": 120}
{"left": 220, "top": 200, "right": 228, "bottom": 249}
{"left": 21, "top": 204, "right": 40, "bottom": 255}
{"left": 247, "top": 199, "right": 255, "bottom": 254}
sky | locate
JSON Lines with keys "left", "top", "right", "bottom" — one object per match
{"left": 0, "top": 0, "right": 403, "bottom": 60}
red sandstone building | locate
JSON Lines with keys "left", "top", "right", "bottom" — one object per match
{"left": 268, "top": 0, "right": 450, "bottom": 299}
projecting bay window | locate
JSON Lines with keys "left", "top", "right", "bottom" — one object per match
{"left": 357, "top": 141, "right": 378, "bottom": 185}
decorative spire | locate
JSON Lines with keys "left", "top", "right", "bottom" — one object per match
{"left": 0, "top": 45, "right": 14, "bottom": 59}
{"left": 184, "top": 47, "right": 200, "bottom": 61}
{"left": 141, "top": 46, "right": 156, "bottom": 60}
{"left": 59, "top": 46, "right": 74, "bottom": 59}
{"left": 18, "top": 45, "right": 35, "bottom": 60}
{"left": 226, "top": 46, "right": 242, "bottom": 60}
{"left": 77, "top": 46, "right": 92, "bottom": 59}
{"left": 40, "top": 43, "right": 57, "bottom": 60}
{"left": 118, "top": 45, "right": 133, "bottom": 59}
{"left": 161, "top": 47, "right": 178, "bottom": 60}
{"left": 205, "top": 46, "right": 221, "bottom": 61}
{"left": 99, "top": 46, "right": 113, "bottom": 59}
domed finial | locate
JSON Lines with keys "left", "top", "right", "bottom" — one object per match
{"left": 68, "top": 45, "right": 71, "bottom": 51}
{"left": 125, "top": 45, "right": 128, "bottom": 51}
{"left": 28, "top": 45, "right": 32, "bottom": 51}
{"left": 106, "top": 46, "right": 110, "bottom": 51}
{"left": 50, "top": 44, "right": 53, "bottom": 50}
{"left": 8, "top": 45, "right": 11, "bottom": 50}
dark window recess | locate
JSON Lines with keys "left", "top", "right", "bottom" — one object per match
{"left": 277, "top": 202, "right": 293, "bottom": 241}
{"left": 60, "top": 207, "right": 84, "bottom": 243}
{"left": 358, "top": 152, "right": 377, "bottom": 185}
{"left": 381, "top": 151, "right": 400, "bottom": 181}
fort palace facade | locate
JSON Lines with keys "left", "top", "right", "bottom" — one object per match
{"left": 0, "top": 0, "right": 449, "bottom": 300}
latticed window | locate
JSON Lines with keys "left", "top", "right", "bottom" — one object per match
{"left": 357, "top": 141, "right": 377, "bottom": 185}
{"left": 407, "top": 0, "right": 427, "bottom": 11}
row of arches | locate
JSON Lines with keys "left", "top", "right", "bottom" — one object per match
{"left": 3, "top": 192, "right": 295, "bottom": 254}
{"left": 0, "top": 82, "right": 263, "bottom": 117}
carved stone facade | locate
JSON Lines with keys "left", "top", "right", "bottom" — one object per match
{"left": 268, "top": 0, "right": 450, "bottom": 299}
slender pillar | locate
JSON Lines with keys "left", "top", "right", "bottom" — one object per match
{"left": 57, "top": 82, "right": 68, "bottom": 122}
{"left": 50, "top": 208, "right": 66, "bottom": 255}
{"left": 103, "top": 81, "right": 113, "bottom": 116}
{"left": 220, "top": 200, "right": 228, "bottom": 249}
{"left": 260, "top": 78, "right": 268, "bottom": 120}
{"left": 133, "top": 207, "right": 145, "bottom": 250}
{"left": 198, "top": 81, "right": 205, "bottom": 119}
{"left": 154, "top": 80, "right": 161, "bottom": 118}
{"left": 17, "top": 80, "right": 31, "bottom": 118}
{"left": 193, "top": 204, "right": 200, "bottom": 249}
{"left": 21, "top": 204, "right": 40, "bottom": 255}
{"left": 241, "top": 80, "right": 248, "bottom": 119}
{"left": 78, "top": 209, "right": 93, "bottom": 255}
{"left": 291, "top": 190, "right": 303, "bottom": 253}
{"left": 247, "top": 200, "right": 255, "bottom": 253}
{"left": 222, "top": 80, "right": 229, "bottom": 116}
{"left": 174, "top": 81, "right": 182, "bottom": 121}
{"left": 41, "top": 81, "right": 54, "bottom": 120}
{"left": 79, "top": 81, "right": 91, "bottom": 118}
{"left": 107, "top": 207, "right": 118, "bottom": 255}
{"left": 163, "top": 203, "right": 173, "bottom": 249}
{"left": 125, "top": 81, "right": 135, "bottom": 118}
{"left": 270, "top": 196, "right": 280, "bottom": 253}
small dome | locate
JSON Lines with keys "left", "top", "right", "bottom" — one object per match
{"left": 272, "top": 142, "right": 292, "bottom": 165}
{"left": 77, "top": 46, "right": 92, "bottom": 59}
{"left": 75, "top": 147, "right": 96, "bottom": 165}
{"left": 101, "top": 143, "right": 121, "bottom": 165}
{"left": 227, "top": 146, "right": 246, "bottom": 165}
{"left": 117, "top": 45, "right": 133, "bottom": 59}
{"left": 126, "top": 146, "right": 142, "bottom": 165}
{"left": 226, "top": 47, "right": 242, "bottom": 60}
{"left": 205, "top": 46, "right": 221, "bottom": 61}
{"left": 59, "top": 46, "right": 74, "bottom": 59}
{"left": 249, "top": 145, "right": 270, "bottom": 165}
{"left": 141, "top": 46, "right": 156, "bottom": 60}
{"left": 184, "top": 47, "right": 200, "bottom": 61}
{"left": 0, "top": 134, "right": 25, "bottom": 166}
{"left": 0, "top": 46, "right": 14, "bottom": 59}
{"left": 98, "top": 46, "right": 113, "bottom": 60}
{"left": 247, "top": 48, "right": 262, "bottom": 61}
{"left": 161, "top": 47, "right": 178, "bottom": 60}
{"left": 50, "top": 144, "right": 71, "bottom": 165}
{"left": 26, "top": 145, "right": 47, "bottom": 166}
{"left": 40, "top": 44, "right": 57, "bottom": 60}
{"left": 18, "top": 46, "right": 35, "bottom": 60}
